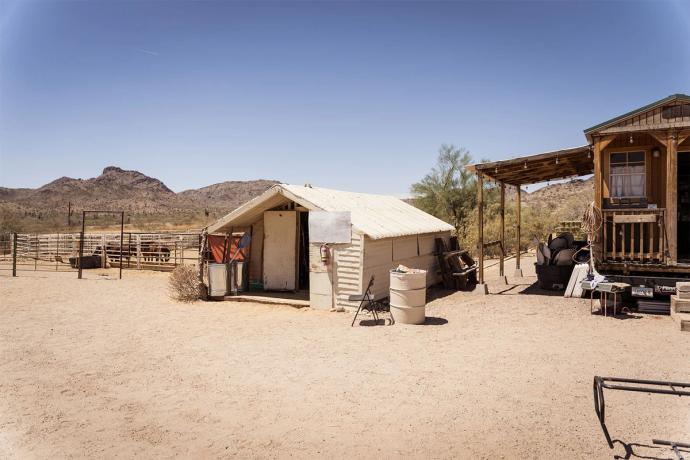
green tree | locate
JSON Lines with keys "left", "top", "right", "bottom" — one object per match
{"left": 411, "top": 145, "right": 479, "bottom": 242}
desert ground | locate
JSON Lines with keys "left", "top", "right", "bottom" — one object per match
{"left": 1, "top": 258, "right": 689, "bottom": 459}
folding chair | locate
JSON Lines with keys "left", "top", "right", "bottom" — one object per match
{"left": 350, "top": 275, "right": 382, "bottom": 326}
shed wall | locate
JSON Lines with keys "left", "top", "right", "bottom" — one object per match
{"left": 361, "top": 231, "right": 451, "bottom": 303}
{"left": 332, "top": 233, "right": 364, "bottom": 310}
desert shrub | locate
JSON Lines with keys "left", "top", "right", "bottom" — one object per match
{"left": 169, "top": 265, "right": 200, "bottom": 302}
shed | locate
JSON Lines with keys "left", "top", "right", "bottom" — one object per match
{"left": 207, "top": 184, "right": 454, "bottom": 310}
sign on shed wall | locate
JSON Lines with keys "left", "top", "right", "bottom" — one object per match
{"left": 309, "top": 211, "right": 351, "bottom": 244}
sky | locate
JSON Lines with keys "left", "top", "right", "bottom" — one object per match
{"left": 1, "top": 1, "right": 689, "bottom": 195}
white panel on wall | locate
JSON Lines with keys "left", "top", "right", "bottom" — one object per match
{"left": 309, "top": 211, "right": 351, "bottom": 244}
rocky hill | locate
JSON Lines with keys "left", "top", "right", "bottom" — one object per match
{"left": 178, "top": 180, "right": 279, "bottom": 210}
{"left": 521, "top": 177, "right": 593, "bottom": 221}
{"left": 0, "top": 167, "right": 279, "bottom": 232}
{"left": 523, "top": 177, "right": 593, "bottom": 206}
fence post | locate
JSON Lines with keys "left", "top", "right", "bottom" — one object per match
{"left": 136, "top": 234, "right": 141, "bottom": 270}
{"left": 56, "top": 233, "right": 59, "bottom": 271}
{"left": 12, "top": 233, "right": 17, "bottom": 277}
{"left": 78, "top": 231, "right": 84, "bottom": 280}
{"left": 100, "top": 235, "right": 107, "bottom": 268}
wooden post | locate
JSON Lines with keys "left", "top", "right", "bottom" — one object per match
{"left": 666, "top": 131, "right": 678, "bottom": 265}
{"left": 476, "top": 172, "right": 487, "bottom": 293}
{"left": 100, "top": 235, "right": 107, "bottom": 268}
{"left": 119, "top": 211, "right": 124, "bottom": 279}
{"left": 593, "top": 139, "right": 602, "bottom": 264}
{"left": 78, "top": 211, "right": 85, "bottom": 279}
{"left": 12, "top": 233, "right": 17, "bottom": 277}
{"left": 515, "top": 185, "right": 523, "bottom": 277}
{"left": 136, "top": 234, "right": 141, "bottom": 270}
{"left": 499, "top": 182, "right": 505, "bottom": 278}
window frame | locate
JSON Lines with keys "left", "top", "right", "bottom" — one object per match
{"left": 609, "top": 151, "right": 647, "bottom": 199}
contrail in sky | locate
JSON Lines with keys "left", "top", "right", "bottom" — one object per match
{"left": 135, "top": 48, "right": 159, "bottom": 56}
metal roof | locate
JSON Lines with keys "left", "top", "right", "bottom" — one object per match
{"left": 466, "top": 145, "right": 593, "bottom": 185}
{"left": 207, "top": 184, "right": 454, "bottom": 239}
{"left": 583, "top": 93, "right": 690, "bottom": 135}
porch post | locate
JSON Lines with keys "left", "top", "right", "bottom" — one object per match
{"left": 666, "top": 131, "right": 678, "bottom": 265}
{"left": 499, "top": 182, "right": 505, "bottom": 278}
{"left": 476, "top": 172, "right": 488, "bottom": 294}
{"left": 514, "top": 184, "right": 523, "bottom": 277}
{"left": 592, "top": 138, "right": 603, "bottom": 263}
{"left": 477, "top": 172, "right": 484, "bottom": 284}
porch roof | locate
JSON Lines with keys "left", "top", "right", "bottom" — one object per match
{"left": 465, "top": 145, "right": 593, "bottom": 186}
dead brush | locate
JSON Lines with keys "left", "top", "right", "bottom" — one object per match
{"left": 168, "top": 265, "right": 201, "bottom": 302}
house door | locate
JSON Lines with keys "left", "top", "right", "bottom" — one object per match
{"left": 263, "top": 211, "right": 297, "bottom": 290}
{"left": 678, "top": 152, "right": 690, "bottom": 262}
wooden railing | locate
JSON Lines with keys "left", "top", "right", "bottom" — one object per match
{"left": 602, "top": 209, "right": 666, "bottom": 264}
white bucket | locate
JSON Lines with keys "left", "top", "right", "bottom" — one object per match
{"left": 390, "top": 305, "right": 426, "bottom": 325}
{"left": 389, "top": 270, "right": 426, "bottom": 290}
{"left": 390, "top": 287, "right": 426, "bottom": 308}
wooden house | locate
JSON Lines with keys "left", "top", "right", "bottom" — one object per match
{"left": 468, "top": 94, "right": 690, "bottom": 288}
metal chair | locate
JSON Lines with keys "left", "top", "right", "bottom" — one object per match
{"left": 350, "top": 275, "right": 385, "bottom": 326}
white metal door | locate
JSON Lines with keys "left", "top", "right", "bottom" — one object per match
{"left": 263, "top": 211, "right": 297, "bottom": 290}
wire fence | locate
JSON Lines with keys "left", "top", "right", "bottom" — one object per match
{"left": 0, "top": 232, "right": 200, "bottom": 275}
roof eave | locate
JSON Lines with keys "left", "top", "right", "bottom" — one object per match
{"left": 583, "top": 93, "right": 690, "bottom": 137}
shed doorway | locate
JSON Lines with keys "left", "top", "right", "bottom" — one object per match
{"left": 298, "top": 211, "right": 310, "bottom": 290}
{"left": 678, "top": 152, "right": 690, "bottom": 263}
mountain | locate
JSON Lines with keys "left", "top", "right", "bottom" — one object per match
{"left": 521, "top": 177, "right": 593, "bottom": 221}
{"left": 178, "top": 180, "right": 279, "bottom": 210}
{"left": 523, "top": 177, "right": 593, "bottom": 207}
{"left": 0, "top": 167, "right": 279, "bottom": 232}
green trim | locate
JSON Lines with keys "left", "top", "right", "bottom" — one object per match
{"left": 584, "top": 93, "right": 690, "bottom": 135}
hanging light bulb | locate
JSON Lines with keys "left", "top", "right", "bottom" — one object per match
{"left": 629, "top": 134, "right": 634, "bottom": 144}
{"left": 495, "top": 166, "right": 498, "bottom": 174}
{"left": 523, "top": 161, "right": 527, "bottom": 170}
{"left": 555, "top": 156, "right": 559, "bottom": 165}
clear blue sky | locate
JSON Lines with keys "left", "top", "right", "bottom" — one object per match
{"left": 1, "top": 1, "right": 689, "bottom": 195}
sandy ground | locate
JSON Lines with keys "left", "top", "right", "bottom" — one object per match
{"left": 1, "top": 258, "right": 689, "bottom": 459}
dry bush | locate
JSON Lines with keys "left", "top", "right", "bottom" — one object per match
{"left": 168, "top": 265, "right": 201, "bottom": 302}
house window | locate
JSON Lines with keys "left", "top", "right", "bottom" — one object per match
{"left": 610, "top": 151, "right": 645, "bottom": 198}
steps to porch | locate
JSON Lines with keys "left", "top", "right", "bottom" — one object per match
{"left": 670, "top": 288, "right": 690, "bottom": 332}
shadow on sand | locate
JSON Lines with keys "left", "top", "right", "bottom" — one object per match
{"left": 611, "top": 439, "right": 689, "bottom": 460}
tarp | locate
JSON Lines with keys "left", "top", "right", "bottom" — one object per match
{"left": 208, "top": 234, "right": 248, "bottom": 263}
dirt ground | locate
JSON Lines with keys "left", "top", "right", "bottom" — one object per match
{"left": 1, "top": 258, "right": 689, "bottom": 459}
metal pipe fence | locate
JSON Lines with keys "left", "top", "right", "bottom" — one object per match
{"left": 0, "top": 232, "right": 200, "bottom": 275}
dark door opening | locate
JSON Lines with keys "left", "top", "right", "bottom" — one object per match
{"left": 298, "top": 211, "right": 310, "bottom": 289}
{"left": 679, "top": 152, "right": 690, "bottom": 262}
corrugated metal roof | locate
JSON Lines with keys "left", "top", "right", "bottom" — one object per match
{"left": 207, "top": 184, "right": 454, "bottom": 239}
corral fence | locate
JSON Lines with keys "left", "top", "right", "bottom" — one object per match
{"left": 0, "top": 232, "right": 200, "bottom": 275}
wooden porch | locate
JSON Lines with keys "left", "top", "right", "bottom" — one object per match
{"left": 601, "top": 208, "right": 666, "bottom": 264}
